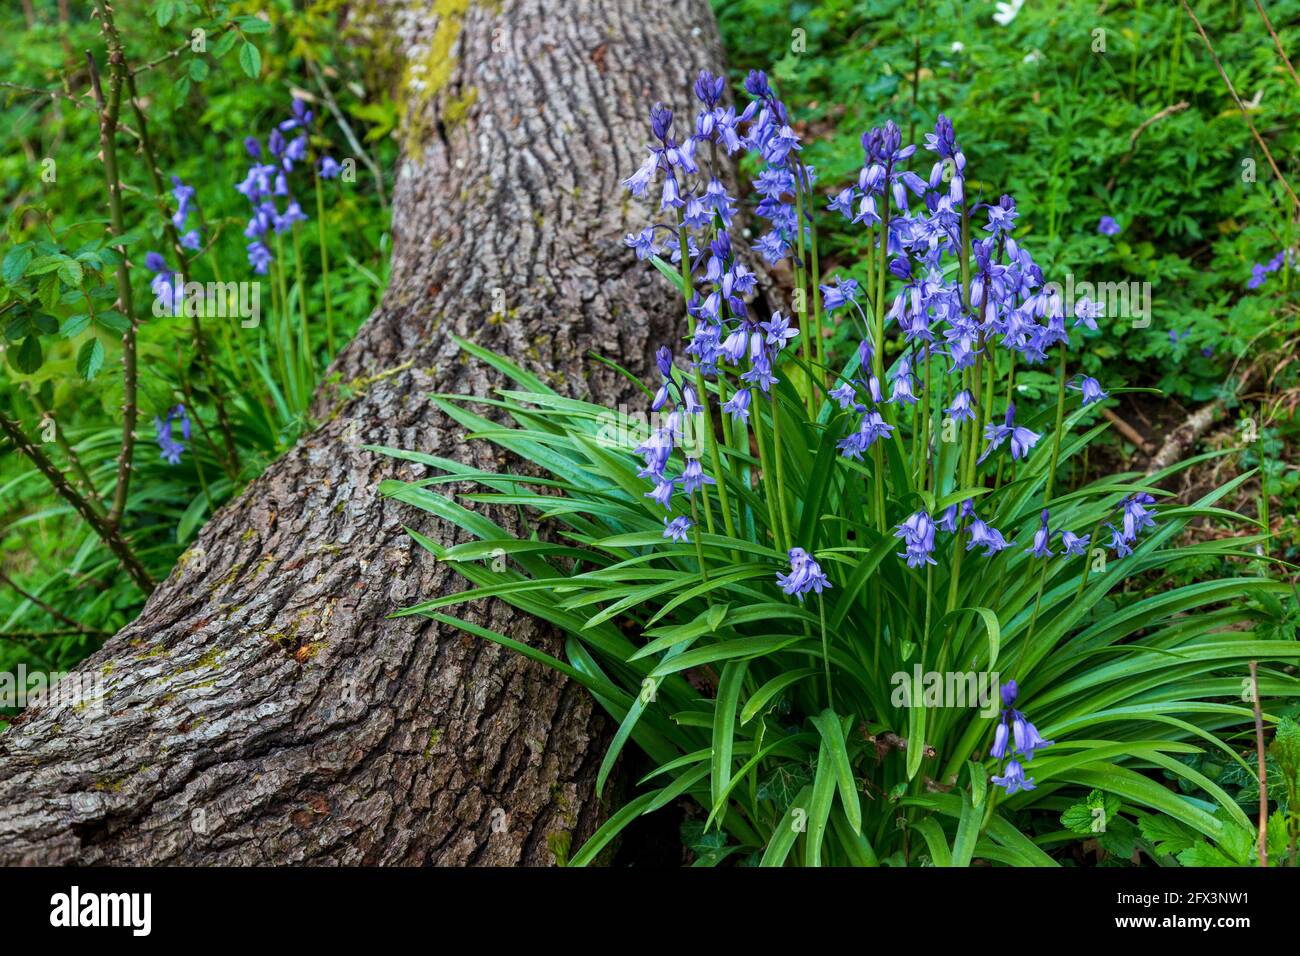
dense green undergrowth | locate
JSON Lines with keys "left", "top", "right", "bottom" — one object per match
{"left": 1, "top": 0, "right": 395, "bottom": 699}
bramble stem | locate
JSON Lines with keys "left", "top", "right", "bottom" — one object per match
{"left": 0, "top": 414, "right": 153, "bottom": 592}
{"left": 85, "top": 17, "right": 138, "bottom": 530}
{"left": 0, "top": 570, "right": 98, "bottom": 634}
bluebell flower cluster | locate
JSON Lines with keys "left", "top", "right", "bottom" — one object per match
{"left": 170, "top": 176, "right": 202, "bottom": 251}
{"left": 1067, "top": 374, "right": 1108, "bottom": 406}
{"left": 1247, "top": 247, "right": 1295, "bottom": 290}
{"left": 1006, "top": 493, "right": 1158, "bottom": 563}
{"left": 1100, "top": 491, "right": 1159, "bottom": 559}
{"left": 1025, "top": 509, "right": 1053, "bottom": 558}
{"left": 965, "top": 509, "right": 1011, "bottom": 556}
{"left": 153, "top": 404, "right": 190, "bottom": 465}
{"left": 1060, "top": 529, "right": 1091, "bottom": 556}
{"left": 663, "top": 515, "right": 692, "bottom": 542}
{"left": 636, "top": 347, "right": 714, "bottom": 511}
{"left": 143, "top": 176, "right": 203, "bottom": 312}
{"left": 990, "top": 680, "right": 1053, "bottom": 794}
{"left": 622, "top": 73, "right": 809, "bottom": 435}
{"left": 1011, "top": 507, "right": 1099, "bottom": 561}
{"left": 978, "top": 402, "right": 1039, "bottom": 463}
{"left": 894, "top": 510, "right": 938, "bottom": 568}
{"left": 777, "top": 547, "right": 831, "bottom": 600}
{"left": 741, "top": 69, "right": 812, "bottom": 266}
{"left": 144, "top": 250, "right": 180, "bottom": 314}
{"left": 831, "top": 341, "right": 895, "bottom": 459}
{"left": 237, "top": 98, "right": 316, "bottom": 274}
{"left": 814, "top": 113, "right": 1115, "bottom": 507}
{"left": 618, "top": 75, "right": 1133, "bottom": 582}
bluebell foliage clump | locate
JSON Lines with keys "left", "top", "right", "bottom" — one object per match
{"left": 386, "top": 71, "right": 1298, "bottom": 866}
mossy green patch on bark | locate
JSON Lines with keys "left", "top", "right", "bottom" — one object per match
{"left": 180, "top": 647, "right": 223, "bottom": 675}
{"left": 444, "top": 87, "right": 478, "bottom": 127}
{"left": 400, "top": 0, "right": 474, "bottom": 153}
{"left": 546, "top": 830, "right": 572, "bottom": 866}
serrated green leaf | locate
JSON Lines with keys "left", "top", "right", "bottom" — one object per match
{"left": 2, "top": 245, "right": 32, "bottom": 285}
{"left": 1138, "top": 813, "right": 1198, "bottom": 857}
{"left": 76, "top": 337, "right": 104, "bottom": 381}
{"left": 94, "top": 310, "right": 132, "bottom": 333}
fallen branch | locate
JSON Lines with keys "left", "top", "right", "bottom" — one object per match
{"left": 1102, "top": 407, "right": 1155, "bottom": 455}
{"left": 1145, "top": 365, "right": 1260, "bottom": 475}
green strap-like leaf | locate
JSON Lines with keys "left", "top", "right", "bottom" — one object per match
{"left": 811, "top": 709, "right": 862, "bottom": 834}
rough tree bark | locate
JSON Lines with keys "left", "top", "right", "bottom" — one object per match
{"left": 0, "top": 0, "right": 725, "bottom": 865}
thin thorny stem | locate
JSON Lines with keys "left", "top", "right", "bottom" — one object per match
{"left": 1251, "top": 0, "right": 1300, "bottom": 91}
{"left": 86, "top": 5, "right": 139, "bottom": 531}
{"left": 0, "top": 570, "right": 98, "bottom": 633}
{"left": 1182, "top": 0, "right": 1299, "bottom": 211}
{"left": 0, "top": 414, "right": 153, "bottom": 592}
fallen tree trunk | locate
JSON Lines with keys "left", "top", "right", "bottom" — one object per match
{"left": 0, "top": 0, "right": 725, "bottom": 865}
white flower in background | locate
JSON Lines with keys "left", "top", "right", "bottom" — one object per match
{"left": 994, "top": 0, "right": 1025, "bottom": 26}
{"left": 951, "top": 41, "right": 965, "bottom": 53}
{"left": 1023, "top": 49, "right": 1042, "bottom": 64}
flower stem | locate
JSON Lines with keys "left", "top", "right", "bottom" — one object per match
{"left": 1015, "top": 343, "right": 1070, "bottom": 675}
{"left": 313, "top": 167, "right": 336, "bottom": 356}
{"left": 690, "top": 492, "right": 709, "bottom": 584}
{"left": 1044, "top": 343, "right": 1068, "bottom": 503}
{"left": 271, "top": 246, "right": 294, "bottom": 405}
{"left": 770, "top": 392, "right": 794, "bottom": 552}
{"left": 751, "top": 399, "right": 781, "bottom": 551}
{"left": 805, "top": 169, "right": 827, "bottom": 389}
{"left": 819, "top": 593, "right": 833, "bottom": 709}
{"left": 291, "top": 224, "right": 313, "bottom": 394}
{"left": 676, "top": 217, "right": 736, "bottom": 541}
